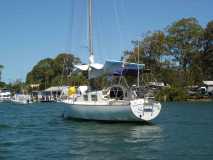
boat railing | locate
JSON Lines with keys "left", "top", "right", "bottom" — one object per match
{"left": 144, "top": 96, "right": 157, "bottom": 104}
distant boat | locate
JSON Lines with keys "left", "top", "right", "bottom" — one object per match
{"left": 0, "top": 89, "right": 11, "bottom": 102}
{"left": 11, "top": 94, "right": 33, "bottom": 104}
{"left": 62, "top": 0, "right": 161, "bottom": 122}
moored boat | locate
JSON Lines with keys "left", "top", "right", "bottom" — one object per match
{"left": 62, "top": 0, "right": 161, "bottom": 122}
{"left": 63, "top": 87, "right": 161, "bottom": 122}
{"left": 0, "top": 89, "right": 11, "bottom": 102}
{"left": 11, "top": 94, "right": 33, "bottom": 104}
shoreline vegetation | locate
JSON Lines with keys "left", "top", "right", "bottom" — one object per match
{"left": 1, "top": 17, "right": 213, "bottom": 102}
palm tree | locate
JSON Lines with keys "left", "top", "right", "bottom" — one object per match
{"left": 0, "top": 64, "right": 4, "bottom": 82}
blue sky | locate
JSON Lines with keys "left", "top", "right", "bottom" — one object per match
{"left": 0, "top": 0, "right": 213, "bottom": 83}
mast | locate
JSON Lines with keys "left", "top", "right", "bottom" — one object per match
{"left": 137, "top": 40, "right": 140, "bottom": 87}
{"left": 88, "top": 0, "right": 93, "bottom": 80}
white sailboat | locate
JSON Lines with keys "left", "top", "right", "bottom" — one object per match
{"left": 62, "top": 0, "right": 161, "bottom": 122}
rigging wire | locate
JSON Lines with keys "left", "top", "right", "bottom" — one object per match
{"left": 94, "top": 1, "right": 104, "bottom": 63}
{"left": 113, "top": 0, "right": 122, "bottom": 60}
{"left": 66, "top": 0, "right": 128, "bottom": 64}
{"left": 78, "top": 0, "right": 86, "bottom": 63}
{"left": 65, "top": 0, "right": 88, "bottom": 63}
{"left": 65, "top": 0, "right": 75, "bottom": 55}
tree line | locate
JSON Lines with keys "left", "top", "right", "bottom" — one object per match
{"left": 26, "top": 53, "right": 86, "bottom": 90}
{"left": 0, "top": 65, "right": 4, "bottom": 88}
{"left": 124, "top": 17, "right": 213, "bottom": 100}
{"left": 126, "top": 17, "right": 213, "bottom": 85}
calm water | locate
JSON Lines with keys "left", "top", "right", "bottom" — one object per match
{"left": 0, "top": 102, "right": 213, "bottom": 160}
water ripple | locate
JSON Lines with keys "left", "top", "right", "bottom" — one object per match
{"left": 0, "top": 102, "right": 213, "bottom": 160}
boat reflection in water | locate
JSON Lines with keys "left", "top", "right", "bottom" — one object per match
{"left": 67, "top": 121, "right": 163, "bottom": 159}
{"left": 124, "top": 124, "right": 163, "bottom": 143}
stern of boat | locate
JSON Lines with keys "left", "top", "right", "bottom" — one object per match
{"left": 130, "top": 98, "right": 161, "bottom": 121}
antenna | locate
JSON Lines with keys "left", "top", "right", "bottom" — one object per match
{"left": 137, "top": 40, "right": 140, "bottom": 87}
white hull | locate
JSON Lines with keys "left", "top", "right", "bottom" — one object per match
{"left": 63, "top": 99, "right": 161, "bottom": 122}
{"left": 0, "top": 91, "right": 11, "bottom": 102}
{"left": 11, "top": 99, "right": 33, "bottom": 104}
{"left": 0, "top": 97, "right": 11, "bottom": 102}
{"left": 11, "top": 94, "right": 33, "bottom": 105}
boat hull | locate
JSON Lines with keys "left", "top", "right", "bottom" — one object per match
{"left": 10, "top": 99, "right": 32, "bottom": 104}
{"left": 63, "top": 102, "right": 161, "bottom": 122}
{"left": 63, "top": 104, "right": 140, "bottom": 121}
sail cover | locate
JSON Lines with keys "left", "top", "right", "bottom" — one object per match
{"left": 74, "top": 60, "right": 144, "bottom": 78}
{"left": 74, "top": 63, "right": 104, "bottom": 71}
{"left": 74, "top": 64, "right": 89, "bottom": 71}
{"left": 74, "top": 63, "right": 104, "bottom": 79}
{"left": 104, "top": 60, "right": 144, "bottom": 76}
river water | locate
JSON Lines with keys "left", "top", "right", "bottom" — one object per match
{"left": 0, "top": 102, "right": 213, "bottom": 160}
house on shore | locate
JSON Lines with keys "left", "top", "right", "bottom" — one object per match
{"left": 43, "top": 86, "right": 68, "bottom": 101}
{"left": 201, "top": 81, "right": 213, "bottom": 96}
{"left": 31, "top": 86, "right": 69, "bottom": 102}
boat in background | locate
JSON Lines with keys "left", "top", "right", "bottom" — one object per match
{"left": 0, "top": 89, "right": 11, "bottom": 102}
{"left": 11, "top": 94, "right": 33, "bottom": 104}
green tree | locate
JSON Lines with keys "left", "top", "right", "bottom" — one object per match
{"left": 53, "top": 53, "right": 80, "bottom": 76}
{"left": 52, "top": 53, "right": 81, "bottom": 85}
{"left": 202, "top": 20, "right": 213, "bottom": 80}
{"left": 166, "top": 17, "right": 204, "bottom": 84}
{"left": 128, "top": 31, "right": 168, "bottom": 64}
{"left": 7, "top": 79, "right": 26, "bottom": 93}
{"left": 0, "top": 64, "right": 4, "bottom": 82}
{"left": 126, "top": 31, "right": 169, "bottom": 83}
{"left": 156, "top": 85, "right": 188, "bottom": 101}
{"left": 26, "top": 53, "right": 82, "bottom": 89}
{"left": 26, "top": 58, "right": 55, "bottom": 89}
